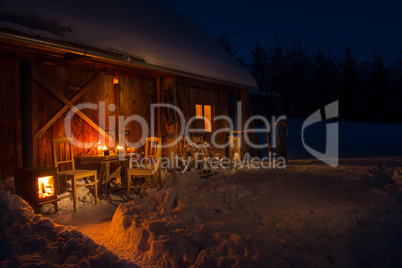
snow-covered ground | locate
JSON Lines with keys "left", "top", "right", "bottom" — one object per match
{"left": 81, "top": 160, "right": 401, "bottom": 267}
{"left": 2, "top": 159, "right": 402, "bottom": 267}
{"left": 1, "top": 120, "right": 402, "bottom": 267}
{"left": 0, "top": 191, "right": 137, "bottom": 267}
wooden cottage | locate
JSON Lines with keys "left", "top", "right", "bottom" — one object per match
{"left": 0, "top": 0, "right": 257, "bottom": 180}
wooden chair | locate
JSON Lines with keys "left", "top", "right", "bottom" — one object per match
{"left": 127, "top": 137, "right": 162, "bottom": 200}
{"left": 52, "top": 137, "right": 98, "bottom": 212}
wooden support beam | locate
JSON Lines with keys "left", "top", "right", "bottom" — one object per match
{"left": 32, "top": 71, "right": 111, "bottom": 141}
{"left": 20, "top": 59, "right": 34, "bottom": 168}
{"left": 34, "top": 72, "right": 104, "bottom": 141}
{"left": 64, "top": 52, "right": 92, "bottom": 64}
{"left": 114, "top": 82, "right": 120, "bottom": 146}
{"left": 156, "top": 77, "right": 161, "bottom": 138}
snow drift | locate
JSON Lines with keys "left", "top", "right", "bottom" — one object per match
{"left": 0, "top": 191, "right": 137, "bottom": 267}
{"left": 104, "top": 162, "right": 402, "bottom": 267}
{"left": 105, "top": 170, "right": 261, "bottom": 267}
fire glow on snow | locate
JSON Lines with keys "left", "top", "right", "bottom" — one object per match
{"left": 0, "top": 191, "right": 137, "bottom": 267}
{"left": 2, "top": 161, "right": 402, "bottom": 267}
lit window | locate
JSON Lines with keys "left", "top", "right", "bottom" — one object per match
{"left": 195, "top": 104, "right": 203, "bottom": 119}
{"left": 195, "top": 104, "right": 212, "bottom": 132}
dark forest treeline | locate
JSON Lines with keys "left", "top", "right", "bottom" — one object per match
{"left": 218, "top": 34, "right": 402, "bottom": 123}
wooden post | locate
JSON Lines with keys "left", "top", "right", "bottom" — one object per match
{"left": 156, "top": 77, "right": 161, "bottom": 138}
{"left": 162, "top": 76, "right": 176, "bottom": 168}
{"left": 114, "top": 79, "right": 120, "bottom": 147}
{"left": 20, "top": 59, "right": 34, "bottom": 168}
{"left": 119, "top": 78, "right": 124, "bottom": 145}
{"left": 172, "top": 76, "right": 178, "bottom": 168}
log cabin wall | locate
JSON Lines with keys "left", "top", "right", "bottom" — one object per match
{"left": 175, "top": 77, "right": 253, "bottom": 158}
{"left": 0, "top": 45, "right": 157, "bottom": 178}
{"left": 118, "top": 76, "right": 155, "bottom": 147}
{"left": 176, "top": 77, "right": 231, "bottom": 157}
{"left": 0, "top": 40, "right": 250, "bottom": 178}
{"left": 33, "top": 62, "right": 112, "bottom": 167}
{"left": 32, "top": 63, "right": 157, "bottom": 167}
{"left": 0, "top": 50, "right": 22, "bottom": 178}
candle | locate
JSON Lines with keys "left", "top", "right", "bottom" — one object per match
{"left": 116, "top": 145, "right": 124, "bottom": 154}
{"left": 97, "top": 141, "right": 102, "bottom": 155}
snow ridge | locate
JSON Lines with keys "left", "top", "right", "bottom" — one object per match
{"left": 0, "top": 191, "right": 138, "bottom": 267}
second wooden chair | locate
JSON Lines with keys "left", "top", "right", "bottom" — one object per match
{"left": 127, "top": 137, "right": 162, "bottom": 200}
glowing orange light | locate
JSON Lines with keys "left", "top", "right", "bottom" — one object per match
{"left": 117, "top": 145, "right": 124, "bottom": 150}
{"left": 97, "top": 141, "right": 102, "bottom": 152}
{"left": 38, "top": 176, "right": 55, "bottom": 199}
{"left": 195, "top": 104, "right": 203, "bottom": 118}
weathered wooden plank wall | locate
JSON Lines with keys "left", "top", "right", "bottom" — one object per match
{"left": 32, "top": 62, "right": 115, "bottom": 167}
{"left": 0, "top": 51, "right": 21, "bottom": 178}
{"left": 0, "top": 44, "right": 246, "bottom": 178}
{"left": 176, "top": 77, "right": 229, "bottom": 157}
{"left": 0, "top": 48, "right": 157, "bottom": 178}
{"left": 32, "top": 65, "right": 156, "bottom": 165}
{"left": 119, "top": 76, "right": 155, "bottom": 148}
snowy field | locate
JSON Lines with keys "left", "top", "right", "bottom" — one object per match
{"left": 258, "top": 118, "right": 402, "bottom": 160}
{"left": 1, "top": 120, "right": 402, "bottom": 267}
{"left": 79, "top": 161, "right": 402, "bottom": 267}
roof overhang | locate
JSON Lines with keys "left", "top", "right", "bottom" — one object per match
{"left": 0, "top": 31, "right": 258, "bottom": 91}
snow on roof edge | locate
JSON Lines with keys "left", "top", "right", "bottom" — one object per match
{"left": 0, "top": 0, "right": 258, "bottom": 89}
{"left": 0, "top": 29, "right": 258, "bottom": 90}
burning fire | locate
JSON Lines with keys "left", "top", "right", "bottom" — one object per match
{"left": 38, "top": 176, "right": 55, "bottom": 199}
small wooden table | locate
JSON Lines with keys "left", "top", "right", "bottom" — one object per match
{"left": 79, "top": 153, "right": 130, "bottom": 195}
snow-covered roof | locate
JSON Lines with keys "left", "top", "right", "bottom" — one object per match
{"left": 0, "top": 0, "right": 257, "bottom": 89}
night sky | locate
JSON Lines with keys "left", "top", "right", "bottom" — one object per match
{"left": 173, "top": 0, "right": 402, "bottom": 64}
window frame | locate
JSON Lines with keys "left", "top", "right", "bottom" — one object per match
{"left": 195, "top": 104, "right": 213, "bottom": 132}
